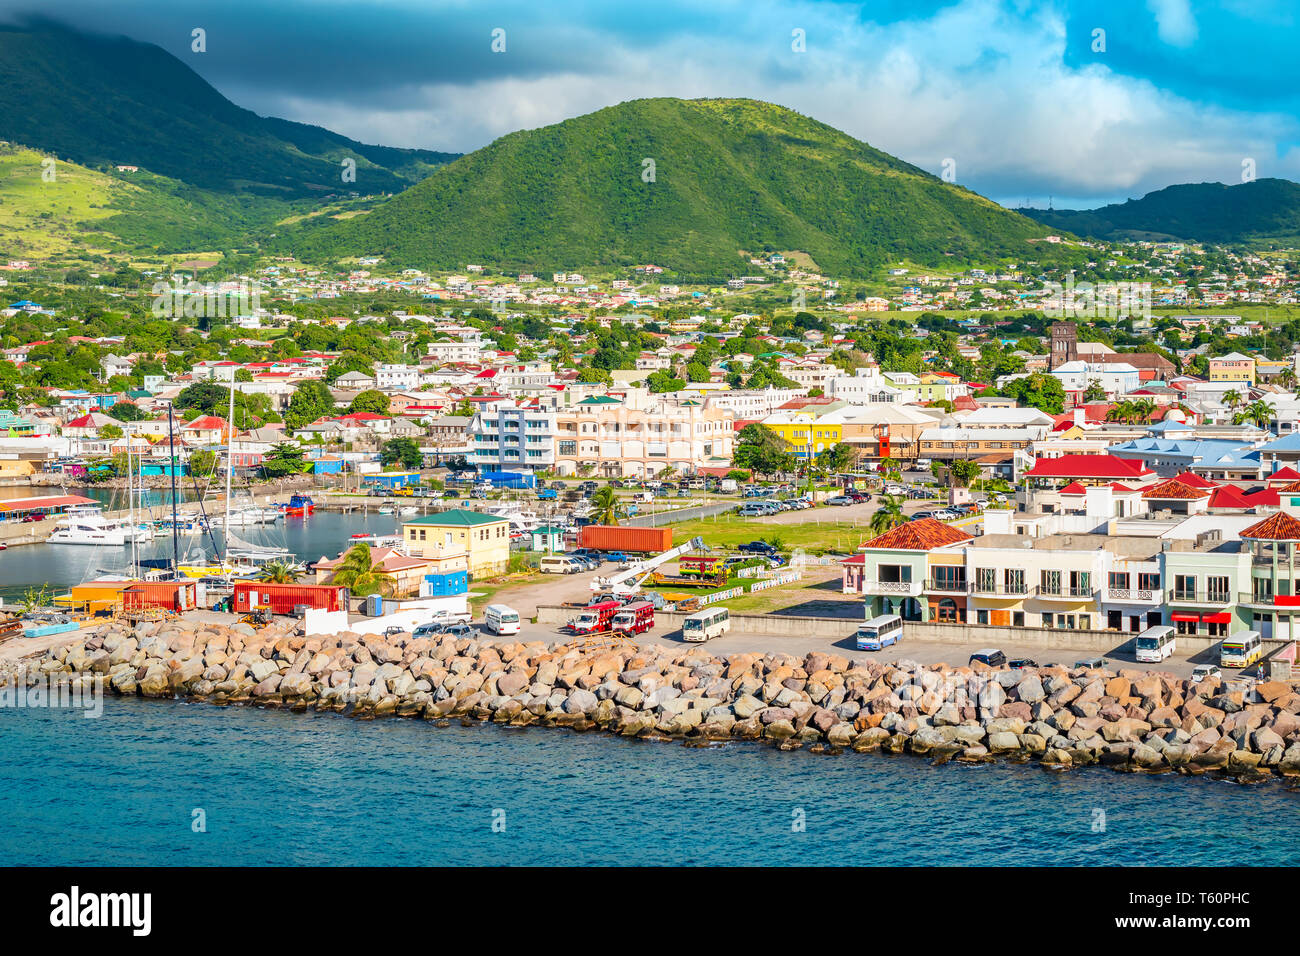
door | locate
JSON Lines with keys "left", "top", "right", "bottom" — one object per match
{"left": 1107, "top": 610, "right": 1122, "bottom": 630}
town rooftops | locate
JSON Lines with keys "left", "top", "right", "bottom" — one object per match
{"left": 1241, "top": 511, "right": 1300, "bottom": 541}
{"left": 403, "top": 508, "right": 506, "bottom": 527}
{"left": 1142, "top": 479, "right": 1211, "bottom": 500}
{"left": 860, "top": 517, "right": 973, "bottom": 551}
{"left": 1023, "top": 454, "right": 1155, "bottom": 481}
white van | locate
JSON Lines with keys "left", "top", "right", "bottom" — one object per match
{"left": 1134, "top": 624, "right": 1176, "bottom": 662}
{"left": 484, "top": 604, "right": 521, "bottom": 635}
{"left": 682, "top": 606, "right": 730, "bottom": 643}
{"left": 540, "top": 556, "right": 579, "bottom": 574}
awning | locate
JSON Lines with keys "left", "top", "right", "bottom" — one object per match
{"left": 1203, "top": 612, "right": 1232, "bottom": 624}
{"left": 1170, "top": 612, "right": 1200, "bottom": 622}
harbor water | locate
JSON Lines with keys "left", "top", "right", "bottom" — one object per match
{"left": 0, "top": 698, "right": 1296, "bottom": 866}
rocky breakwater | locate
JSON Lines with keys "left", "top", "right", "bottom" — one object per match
{"left": 10, "top": 617, "right": 1300, "bottom": 781}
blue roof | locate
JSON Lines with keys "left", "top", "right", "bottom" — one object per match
{"left": 1259, "top": 433, "right": 1300, "bottom": 453}
{"left": 1146, "top": 419, "right": 1193, "bottom": 434}
{"left": 1108, "top": 437, "right": 1261, "bottom": 467}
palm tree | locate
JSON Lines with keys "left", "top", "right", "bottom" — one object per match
{"left": 589, "top": 486, "right": 624, "bottom": 525}
{"left": 1235, "top": 399, "right": 1275, "bottom": 429}
{"left": 261, "top": 560, "right": 299, "bottom": 584}
{"left": 328, "top": 543, "right": 396, "bottom": 597}
{"left": 1277, "top": 367, "right": 1297, "bottom": 391}
{"left": 869, "top": 494, "right": 906, "bottom": 537}
{"left": 1131, "top": 397, "right": 1157, "bottom": 424}
{"left": 1106, "top": 399, "right": 1136, "bottom": 424}
{"left": 879, "top": 456, "right": 901, "bottom": 482}
{"left": 1223, "top": 388, "right": 1243, "bottom": 411}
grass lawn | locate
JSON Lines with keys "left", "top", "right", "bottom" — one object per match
{"left": 665, "top": 513, "right": 879, "bottom": 554}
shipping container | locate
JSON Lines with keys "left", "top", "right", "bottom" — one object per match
{"left": 233, "top": 582, "right": 345, "bottom": 615}
{"left": 122, "top": 581, "right": 198, "bottom": 613}
{"left": 62, "top": 580, "right": 134, "bottom": 613}
{"left": 577, "top": 525, "right": 672, "bottom": 554}
{"left": 421, "top": 570, "right": 468, "bottom": 597}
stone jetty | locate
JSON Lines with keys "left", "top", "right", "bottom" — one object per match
{"left": 9, "top": 617, "right": 1300, "bottom": 781}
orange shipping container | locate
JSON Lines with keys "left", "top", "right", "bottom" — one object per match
{"left": 578, "top": 525, "right": 672, "bottom": 554}
{"left": 233, "top": 582, "right": 345, "bottom": 615}
{"left": 123, "top": 581, "right": 198, "bottom": 613}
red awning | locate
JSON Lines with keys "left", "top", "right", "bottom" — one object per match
{"left": 1203, "top": 612, "right": 1232, "bottom": 624}
{"left": 1170, "top": 612, "right": 1200, "bottom": 622}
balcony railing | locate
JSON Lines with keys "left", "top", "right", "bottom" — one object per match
{"left": 1037, "top": 585, "right": 1098, "bottom": 600}
{"left": 1238, "top": 591, "right": 1292, "bottom": 607}
{"left": 970, "top": 581, "right": 1030, "bottom": 597}
{"left": 862, "top": 579, "right": 922, "bottom": 596}
{"left": 1167, "top": 589, "right": 1233, "bottom": 605}
{"left": 925, "top": 577, "right": 969, "bottom": 594}
{"left": 1104, "top": 588, "right": 1159, "bottom": 603}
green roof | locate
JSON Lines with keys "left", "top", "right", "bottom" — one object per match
{"left": 404, "top": 508, "right": 506, "bottom": 527}
{"left": 577, "top": 395, "right": 622, "bottom": 405}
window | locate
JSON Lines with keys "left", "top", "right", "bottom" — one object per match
{"left": 1175, "top": 619, "right": 1197, "bottom": 635}
{"left": 933, "top": 565, "right": 965, "bottom": 591}
{"left": 1207, "top": 576, "right": 1230, "bottom": 603}
{"left": 1041, "top": 570, "right": 1061, "bottom": 595}
{"left": 1005, "top": 569, "right": 1025, "bottom": 593}
{"left": 976, "top": 609, "right": 989, "bottom": 625}
{"left": 1079, "top": 614, "right": 1091, "bottom": 630}
{"left": 936, "top": 598, "right": 960, "bottom": 622}
{"left": 976, "top": 567, "right": 996, "bottom": 592}
{"left": 1206, "top": 621, "right": 1228, "bottom": 638}
{"left": 1012, "top": 611, "right": 1025, "bottom": 627}
{"left": 1173, "top": 574, "right": 1196, "bottom": 600}
{"left": 1138, "top": 572, "right": 1161, "bottom": 591}
{"left": 1109, "top": 572, "right": 1130, "bottom": 591}
{"left": 1041, "top": 613, "right": 1054, "bottom": 628}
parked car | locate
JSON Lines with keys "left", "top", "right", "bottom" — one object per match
{"left": 825, "top": 495, "right": 853, "bottom": 506}
{"left": 1008, "top": 658, "right": 1038, "bottom": 669}
{"left": 738, "top": 540, "right": 778, "bottom": 555}
{"left": 911, "top": 510, "right": 935, "bottom": 521}
{"left": 1073, "top": 656, "right": 1107, "bottom": 669}
{"left": 884, "top": 483, "right": 906, "bottom": 495}
{"left": 738, "top": 503, "right": 767, "bottom": 517}
{"left": 444, "top": 623, "right": 478, "bottom": 640}
{"left": 1191, "top": 663, "right": 1222, "bottom": 683}
{"left": 968, "top": 648, "right": 1007, "bottom": 668}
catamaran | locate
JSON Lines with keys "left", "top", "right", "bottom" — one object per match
{"left": 47, "top": 507, "right": 153, "bottom": 546}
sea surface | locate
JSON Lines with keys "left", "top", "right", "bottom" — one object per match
{"left": 0, "top": 511, "right": 402, "bottom": 600}
{"left": 1, "top": 698, "right": 1296, "bottom": 866}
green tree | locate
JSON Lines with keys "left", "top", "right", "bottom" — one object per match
{"left": 98, "top": 423, "right": 123, "bottom": 440}
{"left": 327, "top": 543, "right": 395, "bottom": 597}
{"left": 260, "top": 560, "right": 300, "bottom": 584}
{"left": 1000, "top": 373, "right": 1066, "bottom": 414}
{"left": 947, "top": 458, "right": 981, "bottom": 488}
{"left": 380, "top": 437, "right": 423, "bottom": 470}
{"left": 1082, "top": 379, "right": 1107, "bottom": 403}
{"left": 589, "top": 486, "right": 625, "bottom": 525}
{"left": 869, "top": 494, "right": 906, "bottom": 537}
{"left": 349, "top": 390, "right": 391, "bottom": 415}
{"left": 732, "top": 424, "right": 796, "bottom": 477}
{"left": 285, "top": 380, "right": 336, "bottom": 428}
{"left": 109, "top": 401, "right": 147, "bottom": 422}
{"left": 188, "top": 448, "right": 218, "bottom": 478}
{"left": 262, "top": 442, "right": 307, "bottom": 478}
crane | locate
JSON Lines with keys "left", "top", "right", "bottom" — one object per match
{"left": 590, "top": 536, "right": 707, "bottom": 597}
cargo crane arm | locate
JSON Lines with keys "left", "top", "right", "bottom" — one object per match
{"left": 591, "top": 536, "right": 706, "bottom": 596}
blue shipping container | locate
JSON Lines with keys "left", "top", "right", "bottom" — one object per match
{"left": 422, "top": 571, "right": 468, "bottom": 596}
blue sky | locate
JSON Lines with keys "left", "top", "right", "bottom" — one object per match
{"left": 5, "top": 0, "right": 1297, "bottom": 208}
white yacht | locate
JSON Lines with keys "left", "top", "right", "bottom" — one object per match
{"left": 211, "top": 507, "right": 283, "bottom": 526}
{"left": 47, "top": 508, "right": 152, "bottom": 546}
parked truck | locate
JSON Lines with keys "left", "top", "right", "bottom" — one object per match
{"left": 611, "top": 600, "right": 654, "bottom": 636}
{"left": 567, "top": 599, "right": 622, "bottom": 636}
{"left": 577, "top": 525, "right": 672, "bottom": 554}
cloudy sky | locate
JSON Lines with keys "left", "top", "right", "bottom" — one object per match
{"left": 6, "top": 0, "right": 1297, "bottom": 208}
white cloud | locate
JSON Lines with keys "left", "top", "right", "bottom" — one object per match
{"left": 231, "top": 0, "right": 1295, "bottom": 207}
{"left": 1147, "top": 0, "right": 1199, "bottom": 47}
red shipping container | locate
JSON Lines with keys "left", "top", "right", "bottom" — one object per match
{"left": 122, "top": 581, "right": 198, "bottom": 612}
{"left": 577, "top": 525, "right": 672, "bottom": 554}
{"left": 233, "top": 582, "right": 345, "bottom": 615}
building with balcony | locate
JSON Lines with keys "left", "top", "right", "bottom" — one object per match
{"left": 467, "top": 402, "right": 555, "bottom": 473}
{"left": 553, "top": 393, "right": 734, "bottom": 478}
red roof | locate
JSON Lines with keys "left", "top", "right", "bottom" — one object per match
{"left": 1059, "top": 481, "right": 1088, "bottom": 496}
{"left": 1267, "top": 466, "right": 1300, "bottom": 482}
{"left": 1171, "top": 471, "right": 1219, "bottom": 489}
{"left": 1241, "top": 511, "right": 1300, "bottom": 541}
{"left": 0, "top": 494, "right": 97, "bottom": 513}
{"left": 1242, "top": 488, "right": 1280, "bottom": 508}
{"left": 1207, "top": 485, "right": 1253, "bottom": 510}
{"left": 65, "top": 413, "right": 97, "bottom": 428}
{"left": 1024, "top": 454, "right": 1154, "bottom": 481}
{"left": 182, "top": 415, "right": 229, "bottom": 430}
{"left": 1142, "top": 479, "right": 1210, "bottom": 500}
{"left": 861, "top": 517, "right": 973, "bottom": 551}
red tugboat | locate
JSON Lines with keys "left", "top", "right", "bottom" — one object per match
{"left": 280, "top": 494, "right": 315, "bottom": 517}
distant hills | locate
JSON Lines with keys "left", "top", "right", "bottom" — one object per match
{"left": 283, "top": 97, "right": 1067, "bottom": 276}
{"left": 1021, "top": 179, "right": 1300, "bottom": 245}
{"left": 0, "top": 24, "right": 458, "bottom": 197}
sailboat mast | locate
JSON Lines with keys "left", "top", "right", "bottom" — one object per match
{"left": 167, "top": 404, "right": 180, "bottom": 579}
{"left": 224, "top": 372, "right": 235, "bottom": 565}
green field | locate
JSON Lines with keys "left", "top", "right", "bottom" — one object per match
{"left": 665, "top": 512, "right": 879, "bottom": 555}
{"left": 0, "top": 147, "right": 123, "bottom": 257}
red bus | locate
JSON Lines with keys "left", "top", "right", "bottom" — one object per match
{"left": 612, "top": 601, "right": 654, "bottom": 636}
{"left": 569, "top": 599, "right": 622, "bottom": 635}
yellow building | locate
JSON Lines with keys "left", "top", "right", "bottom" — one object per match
{"left": 401, "top": 509, "right": 510, "bottom": 579}
{"left": 759, "top": 412, "right": 843, "bottom": 460}
{"left": 1208, "top": 352, "right": 1256, "bottom": 384}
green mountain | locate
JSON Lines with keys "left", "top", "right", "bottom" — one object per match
{"left": 0, "top": 24, "right": 458, "bottom": 197}
{"left": 1021, "top": 179, "right": 1300, "bottom": 245}
{"left": 284, "top": 97, "right": 1067, "bottom": 276}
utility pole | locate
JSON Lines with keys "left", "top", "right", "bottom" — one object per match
{"left": 167, "top": 404, "right": 181, "bottom": 579}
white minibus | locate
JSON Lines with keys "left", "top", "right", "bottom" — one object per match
{"left": 682, "top": 606, "right": 731, "bottom": 643}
